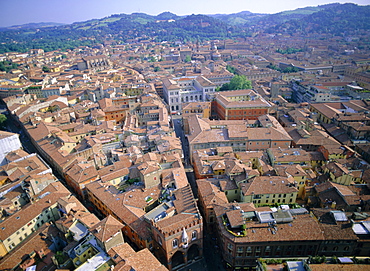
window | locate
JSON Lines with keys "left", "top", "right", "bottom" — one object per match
{"left": 172, "top": 239, "right": 178, "bottom": 248}
{"left": 264, "top": 246, "right": 270, "bottom": 256}
{"left": 227, "top": 243, "right": 233, "bottom": 251}
{"left": 191, "top": 231, "right": 197, "bottom": 240}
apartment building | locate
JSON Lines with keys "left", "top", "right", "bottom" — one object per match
{"left": 213, "top": 89, "right": 271, "bottom": 120}
{"left": 0, "top": 182, "right": 70, "bottom": 257}
{"left": 239, "top": 176, "right": 298, "bottom": 205}
{"left": 267, "top": 148, "right": 324, "bottom": 169}
{"left": 213, "top": 202, "right": 369, "bottom": 270}
{"left": 187, "top": 114, "right": 292, "bottom": 160}
{"left": 64, "top": 159, "right": 99, "bottom": 198}
{"left": 182, "top": 101, "right": 211, "bottom": 119}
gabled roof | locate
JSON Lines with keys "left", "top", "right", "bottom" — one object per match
{"left": 90, "top": 215, "right": 124, "bottom": 243}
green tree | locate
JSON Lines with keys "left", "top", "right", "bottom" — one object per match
{"left": 219, "top": 75, "right": 252, "bottom": 91}
{"left": 0, "top": 61, "right": 18, "bottom": 72}
{"left": 42, "top": 66, "right": 50, "bottom": 72}
{"left": 154, "top": 66, "right": 160, "bottom": 72}
{"left": 282, "top": 66, "right": 300, "bottom": 73}
{"left": 229, "top": 75, "right": 251, "bottom": 90}
{"left": 226, "top": 65, "right": 237, "bottom": 74}
{"left": 184, "top": 55, "right": 192, "bottom": 63}
{"left": 0, "top": 114, "right": 7, "bottom": 129}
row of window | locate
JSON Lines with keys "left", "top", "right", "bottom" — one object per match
{"left": 171, "top": 231, "right": 197, "bottom": 248}
{"left": 193, "top": 141, "right": 287, "bottom": 150}
{"left": 253, "top": 198, "right": 293, "bottom": 204}
{"left": 228, "top": 244, "right": 318, "bottom": 257}
{"left": 157, "top": 231, "right": 198, "bottom": 248}
{"left": 254, "top": 193, "right": 294, "bottom": 199}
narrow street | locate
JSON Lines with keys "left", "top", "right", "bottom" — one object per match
{"left": 173, "top": 116, "right": 226, "bottom": 271}
{"left": 172, "top": 116, "right": 198, "bottom": 197}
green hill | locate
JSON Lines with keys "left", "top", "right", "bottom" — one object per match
{"left": 0, "top": 3, "right": 369, "bottom": 53}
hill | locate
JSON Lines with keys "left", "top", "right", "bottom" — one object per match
{"left": 265, "top": 3, "right": 370, "bottom": 35}
{"left": 0, "top": 22, "right": 65, "bottom": 31}
{"left": 0, "top": 3, "right": 368, "bottom": 53}
{"left": 210, "top": 11, "right": 266, "bottom": 26}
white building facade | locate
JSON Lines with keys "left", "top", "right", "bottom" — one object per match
{"left": 162, "top": 76, "right": 216, "bottom": 113}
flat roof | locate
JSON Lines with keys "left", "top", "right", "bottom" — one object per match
{"left": 75, "top": 251, "right": 110, "bottom": 271}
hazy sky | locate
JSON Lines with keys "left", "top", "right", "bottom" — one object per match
{"left": 0, "top": 0, "right": 368, "bottom": 27}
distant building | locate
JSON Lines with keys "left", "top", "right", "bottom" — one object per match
{"left": 77, "top": 55, "right": 111, "bottom": 71}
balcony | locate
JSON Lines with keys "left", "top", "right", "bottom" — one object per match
{"left": 222, "top": 215, "right": 247, "bottom": 237}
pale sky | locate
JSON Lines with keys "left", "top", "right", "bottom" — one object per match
{"left": 0, "top": 0, "right": 368, "bottom": 27}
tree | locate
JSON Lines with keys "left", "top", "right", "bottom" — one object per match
{"left": 0, "top": 61, "right": 18, "bottom": 72}
{"left": 42, "top": 66, "right": 50, "bottom": 72}
{"left": 229, "top": 75, "right": 252, "bottom": 90}
{"left": 219, "top": 75, "right": 252, "bottom": 91}
{"left": 0, "top": 114, "right": 7, "bottom": 129}
{"left": 226, "top": 65, "right": 237, "bottom": 74}
{"left": 184, "top": 55, "right": 192, "bottom": 63}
